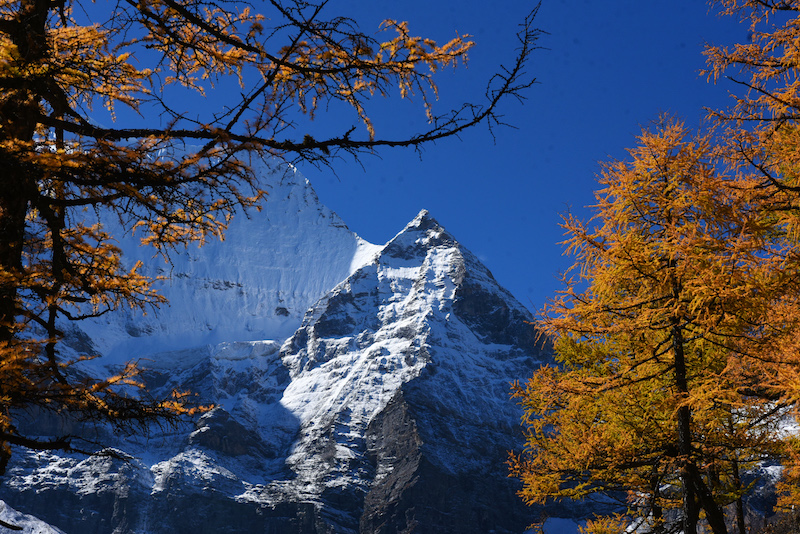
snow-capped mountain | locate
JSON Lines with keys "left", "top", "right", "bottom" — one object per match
{"left": 0, "top": 160, "right": 549, "bottom": 533}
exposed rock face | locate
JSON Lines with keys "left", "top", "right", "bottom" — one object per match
{"left": 360, "top": 392, "right": 528, "bottom": 534}
{"left": 0, "top": 167, "right": 548, "bottom": 533}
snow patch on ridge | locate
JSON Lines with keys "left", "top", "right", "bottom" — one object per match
{"left": 350, "top": 239, "right": 383, "bottom": 274}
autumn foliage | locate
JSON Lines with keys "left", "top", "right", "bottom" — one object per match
{"left": 510, "top": 119, "right": 800, "bottom": 534}
{"left": 511, "top": 1, "right": 800, "bottom": 533}
{"left": 0, "top": 0, "right": 541, "bottom": 486}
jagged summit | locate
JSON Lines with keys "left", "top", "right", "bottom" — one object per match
{"left": 407, "top": 208, "right": 435, "bottom": 227}
{"left": 379, "top": 209, "right": 456, "bottom": 261}
{"left": 0, "top": 163, "right": 549, "bottom": 534}
{"left": 396, "top": 208, "right": 452, "bottom": 241}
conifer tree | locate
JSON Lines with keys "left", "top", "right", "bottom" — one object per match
{"left": 0, "top": 0, "right": 541, "bottom": 480}
{"left": 704, "top": 0, "right": 800, "bottom": 513}
{"left": 513, "top": 3, "right": 800, "bottom": 532}
{"left": 509, "top": 119, "right": 800, "bottom": 534}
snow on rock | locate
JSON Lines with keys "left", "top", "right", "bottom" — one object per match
{"left": 280, "top": 209, "right": 538, "bottom": 481}
{"left": 0, "top": 501, "right": 65, "bottom": 534}
{"left": 0, "top": 174, "right": 549, "bottom": 533}
{"left": 267, "top": 209, "right": 546, "bottom": 531}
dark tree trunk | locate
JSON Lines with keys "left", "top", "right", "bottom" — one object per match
{"left": 0, "top": 0, "right": 50, "bottom": 476}
{"left": 0, "top": 0, "right": 49, "bottom": 327}
{"left": 671, "top": 270, "right": 728, "bottom": 534}
{"left": 732, "top": 459, "right": 746, "bottom": 534}
{"left": 0, "top": 0, "right": 49, "bottom": 333}
{"left": 650, "top": 475, "right": 664, "bottom": 534}
{"left": 0, "top": 182, "right": 28, "bottom": 342}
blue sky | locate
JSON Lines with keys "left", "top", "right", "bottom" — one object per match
{"left": 296, "top": 1, "right": 747, "bottom": 312}
{"left": 91, "top": 1, "right": 750, "bottom": 313}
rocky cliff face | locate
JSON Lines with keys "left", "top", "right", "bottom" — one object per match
{"left": 0, "top": 163, "right": 548, "bottom": 533}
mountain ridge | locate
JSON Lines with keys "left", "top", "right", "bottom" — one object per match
{"left": 0, "top": 159, "right": 548, "bottom": 533}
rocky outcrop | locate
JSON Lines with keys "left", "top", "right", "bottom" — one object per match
{"left": 360, "top": 391, "right": 530, "bottom": 534}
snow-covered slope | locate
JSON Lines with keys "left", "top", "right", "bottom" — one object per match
{"left": 0, "top": 162, "right": 548, "bottom": 534}
{"left": 0, "top": 501, "right": 65, "bottom": 534}
{"left": 280, "top": 210, "right": 538, "bottom": 487}
{"left": 78, "top": 159, "right": 381, "bottom": 361}
{"left": 277, "top": 209, "right": 545, "bottom": 532}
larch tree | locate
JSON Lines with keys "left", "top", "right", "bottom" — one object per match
{"left": 0, "top": 0, "right": 541, "bottom": 486}
{"left": 704, "top": 0, "right": 800, "bottom": 513}
{"left": 509, "top": 119, "right": 800, "bottom": 534}
{"left": 512, "top": 2, "right": 800, "bottom": 533}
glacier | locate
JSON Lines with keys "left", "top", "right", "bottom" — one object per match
{"left": 0, "top": 159, "right": 550, "bottom": 533}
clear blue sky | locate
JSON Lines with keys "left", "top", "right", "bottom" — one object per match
{"left": 295, "top": 1, "right": 746, "bottom": 313}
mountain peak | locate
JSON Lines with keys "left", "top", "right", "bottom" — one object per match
{"left": 378, "top": 209, "right": 458, "bottom": 265}
{"left": 410, "top": 208, "right": 431, "bottom": 223}
{"left": 405, "top": 208, "right": 440, "bottom": 232}
{"left": 1, "top": 168, "right": 549, "bottom": 534}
